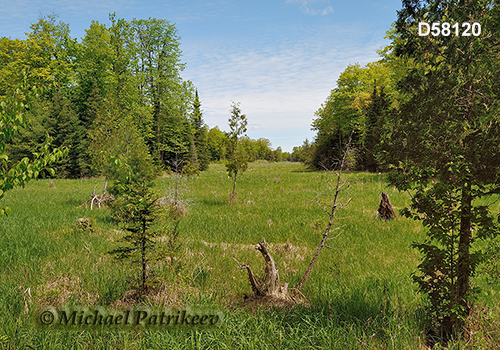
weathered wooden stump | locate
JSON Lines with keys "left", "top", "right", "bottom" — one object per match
{"left": 79, "top": 180, "right": 115, "bottom": 209}
{"left": 378, "top": 192, "right": 396, "bottom": 220}
{"left": 238, "top": 238, "right": 289, "bottom": 300}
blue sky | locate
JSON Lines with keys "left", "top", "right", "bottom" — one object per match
{"left": 0, "top": 0, "right": 403, "bottom": 152}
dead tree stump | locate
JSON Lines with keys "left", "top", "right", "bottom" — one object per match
{"left": 378, "top": 192, "right": 396, "bottom": 220}
{"left": 79, "top": 180, "right": 115, "bottom": 209}
{"left": 237, "top": 238, "right": 289, "bottom": 300}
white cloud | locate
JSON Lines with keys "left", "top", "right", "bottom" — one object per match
{"left": 321, "top": 5, "right": 333, "bottom": 15}
{"left": 286, "top": 0, "right": 334, "bottom": 16}
{"left": 180, "top": 23, "right": 386, "bottom": 151}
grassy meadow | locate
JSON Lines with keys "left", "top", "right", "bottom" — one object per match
{"left": 0, "top": 162, "right": 499, "bottom": 349}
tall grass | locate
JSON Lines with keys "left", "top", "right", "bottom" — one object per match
{"left": 0, "top": 162, "right": 498, "bottom": 349}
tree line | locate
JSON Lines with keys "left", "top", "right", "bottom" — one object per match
{"left": 0, "top": 13, "right": 287, "bottom": 185}
{"left": 293, "top": 56, "right": 401, "bottom": 171}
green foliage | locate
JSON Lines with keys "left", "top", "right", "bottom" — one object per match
{"left": 226, "top": 143, "right": 249, "bottom": 179}
{"left": 310, "top": 61, "right": 396, "bottom": 170}
{"left": 291, "top": 139, "right": 315, "bottom": 164}
{"left": 385, "top": 0, "right": 500, "bottom": 338}
{"left": 44, "top": 90, "right": 86, "bottom": 178}
{"left": 207, "top": 126, "right": 229, "bottom": 161}
{"left": 109, "top": 181, "right": 163, "bottom": 292}
{"left": 74, "top": 20, "right": 113, "bottom": 129}
{"left": 129, "top": 17, "right": 194, "bottom": 168}
{"left": 238, "top": 136, "right": 284, "bottom": 162}
{"left": 0, "top": 86, "right": 68, "bottom": 214}
{"left": 26, "top": 14, "right": 76, "bottom": 93}
{"left": 0, "top": 14, "right": 200, "bottom": 181}
{"left": 0, "top": 38, "right": 28, "bottom": 97}
{"left": 226, "top": 102, "right": 248, "bottom": 197}
{"left": 88, "top": 98, "right": 156, "bottom": 187}
{"left": 160, "top": 113, "right": 195, "bottom": 171}
{"left": 359, "top": 85, "right": 392, "bottom": 172}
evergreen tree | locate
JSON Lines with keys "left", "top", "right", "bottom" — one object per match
{"left": 0, "top": 85, "right": 68, "bottom": 215}
{"left": 109, "top": 180, "right": 162, "bottom": 293}
{"left": 4, "top": 98, "right": 47, "bottom": 167}
{"left": 191, "top": 90, "right": 209, "bottom": 171}
{"left": 361, "top": 85, "right": 390, "bottom": 172}
{"left": 44, "top": 90, "right": 85, "bottom": 178}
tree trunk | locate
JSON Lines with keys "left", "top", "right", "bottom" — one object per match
{"left": 456, "top": 181, "right": 472, "bottom": 319}
{"left": 232, "top": 172, "right": 238, "bottom": 196}
{"left": 141, "top": 218, "right": 147, "bottom": 292}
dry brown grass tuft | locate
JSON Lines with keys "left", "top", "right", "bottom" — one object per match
{"left": 111, "top": 283, "right": 200, "bottom": 307}
{"left": 228, "top": 193, "right": 237, "bottom": 204}
{"left": 37, "top": 275, "right": 99, "bottom": 305}
{"left": 462, "top": 305, "right": 500, "bottom": 348}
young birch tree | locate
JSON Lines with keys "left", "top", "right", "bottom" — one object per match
{"left": 226, "top": 101, "right": 248, "bottom": 201}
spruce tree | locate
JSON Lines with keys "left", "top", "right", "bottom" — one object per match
{"left": 191, "top": 90, "right": 210, "bottom": 171}
{"left": 45, "top": 90, "right": 85, "bottom": 178}
{"left": 109, "top": 180, "right": 162, "bottom": 293}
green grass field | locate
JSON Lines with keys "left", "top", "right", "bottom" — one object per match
{"left": 0, "top": 162, "right": 499, "bottom": 349}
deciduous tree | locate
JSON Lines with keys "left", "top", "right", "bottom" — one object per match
{"left": 226, "top": 101, "right": 248, "bottom": 200}
{"left": 311, "top": 62, "right": 395, "bottom": 170}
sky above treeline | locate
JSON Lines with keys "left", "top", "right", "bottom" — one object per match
{"left": 1, "top": 0, "right": 403, "bottom": 152}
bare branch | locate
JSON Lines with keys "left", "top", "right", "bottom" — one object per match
{"left": 296, "top": 132, "right": 354, "bottom": 293}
